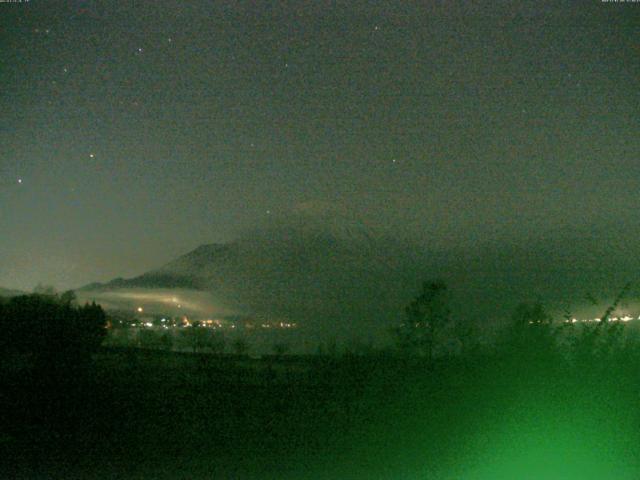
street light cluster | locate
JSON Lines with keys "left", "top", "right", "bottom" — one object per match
{"left": 564, "top": 315, "right": 637, "bottom": 324}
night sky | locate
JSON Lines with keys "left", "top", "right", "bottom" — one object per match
{"left": 1, "top": 1, "right": 638, "bottom": 291}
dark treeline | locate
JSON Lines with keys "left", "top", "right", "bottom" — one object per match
{"left": 391, "top": 280, "right": 637, "bottom": 371}
{"left": 0, "top": 291, "right": 106, "bottom": 368}
{"left": 1, "top": 284, "right": 640, "bottom": 479}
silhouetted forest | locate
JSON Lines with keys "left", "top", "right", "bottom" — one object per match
{"left": 2, "top": 284, "right": 640, "bottom": 479}
{"left": 0, "top": 291, "right": 106, "bottom": 367}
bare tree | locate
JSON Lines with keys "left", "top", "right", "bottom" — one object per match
{"left": 394, "top": 280, "right": 451, "bottom": 358}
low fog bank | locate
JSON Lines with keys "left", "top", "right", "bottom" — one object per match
{"left": 76, "top": 288, "right": 238, "bottom": 318}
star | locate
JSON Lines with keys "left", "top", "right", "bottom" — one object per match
{"left": 17, "top": 178, "right": 23, "bottom": 184}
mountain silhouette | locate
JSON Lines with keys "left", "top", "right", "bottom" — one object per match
{"left": 82, "top": 212, "right": 640, "bottom": 342}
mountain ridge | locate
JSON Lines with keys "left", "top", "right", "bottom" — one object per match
{"left": 79, "top": 213, "right": 640, "bottom": 341}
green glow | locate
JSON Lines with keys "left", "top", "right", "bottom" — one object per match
{"left": 449, "top": 399, "right": 638, "bottom": 479}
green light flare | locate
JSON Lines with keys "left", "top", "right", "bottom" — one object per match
{"left": 448, "top": 401, "right": 639, "bottom": 480}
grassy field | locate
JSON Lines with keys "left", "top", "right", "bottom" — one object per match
{"left": 2, "top": 347, "right": 640, "bottom": 479}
